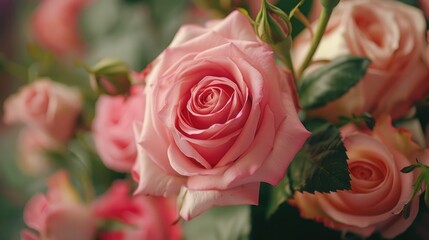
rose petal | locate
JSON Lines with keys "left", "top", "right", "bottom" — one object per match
{"left": 134, "top": 121, "right": 186, "bottom": 196}
{"left": 23, "top": 193, "right": 49, "bottom": 231}
{"left": 179, "top": 183, "right": 260, "bottom": 220}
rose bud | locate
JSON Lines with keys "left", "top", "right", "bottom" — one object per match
{"left": 254, "top": 0, "right": 292, "bottom": 55}
{"left": 3, "top": 78, "right": 83, "bottom": 142}
{"left": 320, "top": 0, "right": 340, "bottom": 10}
{"left": 89, "top": 58, "right": 132, "bottom": 96}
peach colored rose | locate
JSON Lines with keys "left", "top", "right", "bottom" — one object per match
{"left": 92, "top": 181, "right": 181, "bottom": 240}
{"left": 31, "top": 0, "right": 89, "bottom": 56}
{"left": 92, "top": 86, "right": 145, "bottom": 172}
{"left": 17, "top": 128, "right": 61, "bottom": 176}
{"left": 291, "top": 116, "right": 429, "bottom": 238}
{"left": 133, "top": 11, "right": 309, "bottom": 220}
{"left": 294, "top": 0, "right": 429, "bottom": 122}
{"left": 21, "top": 171, "right": 96, "bottom": 240}
{"left": 3, "top": 78, "right": 83, "bottom": 142}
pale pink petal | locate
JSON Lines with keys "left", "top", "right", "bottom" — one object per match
{"left": 179, "top": 183, "right": 260, "bottom": 220}
{"left": 23, "top": 193, "right": 49, "bottom": 231}
{"left": 134, "top": 122, "right": 186, "bottom": 196}
{"left": 170, "top": 25, "right": 208, "bottom": 47}
{"left": 227, "top": 98, "right": 310, "bottom": 187}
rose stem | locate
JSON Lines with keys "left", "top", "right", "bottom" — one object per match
{"left": 297, "top": 6, "right": 334, "bottom": 79}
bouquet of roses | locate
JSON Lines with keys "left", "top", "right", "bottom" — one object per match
{"left": 1, "top": 0, "right": 429, "bottom": 239}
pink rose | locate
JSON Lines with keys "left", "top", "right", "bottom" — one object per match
{"left": 291, "top": 116, "right": 429, "bottom": 238}
{"left": 294, "top": 0, "right": 429, "bottom": 122}
{"left": 22, "top": 171, "right": 181, "bottom": 240}
{"left": 133, "top": 11, "right": 309, "bottom": 220}
{"left": 21, "top": 171, "right": 96, "bottom": 240}
{"left": 3, "top": 78, "right": 83, "bottom": 141}
{"left": 92, "top": 181, "right": 181, "bottom": 240}
{"left": 31, "top": 0, "right": 89, "bottom": 56}
{"left": 92, "top": 86, "right": 145, "bottom": 172}
{"left": 17, "top": 128, "right": 61, "bottom": 176}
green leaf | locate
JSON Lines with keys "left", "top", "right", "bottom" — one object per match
{"left": 296, "top": 121, "right": 351, "bottom": 193}
{"left": 266, "top": 120, "right": 351, "bottom": 216}
{"left": 298, "top": 55, "right": 371, "bottom": 110}
{"left": 266, "top": 174, "right": 292, "bottom": 217}
{"left": 289, "top": 0, "right": 304, "bottom": 19}
{"left": 183, "top": 205, "right": 251, "bottom": 240}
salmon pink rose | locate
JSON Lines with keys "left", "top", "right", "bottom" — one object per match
{"left": 92, "top": 181, "right": 181, "bottom": 240}
{"left": 294, "top": 0, "right": 429, "bottom": 122}
{"left": 292, "top": 116, "right": 429, "bottom": 238}
{"left": 21, "top": 171, "right": 95, "bottom": 240}
{"left": 4, "top": 78, "right": 83, "bottom": 141}
{"left": 3, "top": 78, "right": 83, "bottom": 141}
{"left": 93, "top": 85, "right": 145, "bottom": 172}
{"left": 31, "top": 0, "right": 89, "bottom": 56}
{"left": 133, "top": 10, "right": 309, "bottom": 220}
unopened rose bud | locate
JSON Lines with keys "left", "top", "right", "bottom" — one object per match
{"left": 320, "top": 0, "right": 340, "bottom": 10}
{"left": 254, "top": 0, "right": 292, "bottom": 54}
{"left": 89, "top": 58, "right": 132, "bottom": 96}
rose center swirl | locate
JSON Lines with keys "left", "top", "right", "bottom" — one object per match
{"left": 182, "top": 76, "right": 243, "bottom": 129}
{"left": 350, "top": 165, "right": 373, "bottom": 180}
